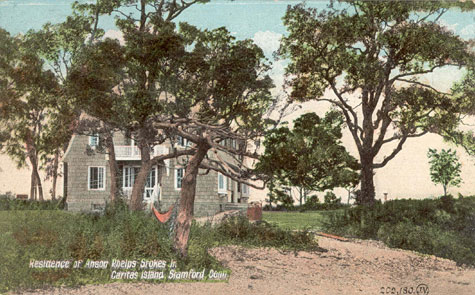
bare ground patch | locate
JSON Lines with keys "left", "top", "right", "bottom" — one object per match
{"left": 14, "top": 237, "right": 475, "bottom": 295}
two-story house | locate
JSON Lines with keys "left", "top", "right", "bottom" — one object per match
{"left": 62, "top": 132, "right": 250, "bottom": 217}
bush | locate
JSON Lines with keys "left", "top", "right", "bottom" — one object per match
{"left": 0, "top": 194, "right": 65, "bottom": 210}
{"left": 212, "top": 216, "right": 321, "bottom": 252}
{"left": 0, "top": 202, "right": 322, "bottom": 293}
{"left": 299, "top": 194, "right": 349, "bottom": 212}
{"left": 322, "top": 196, "right": 475, "bottom": 266}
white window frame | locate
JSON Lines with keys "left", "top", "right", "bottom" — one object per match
{"left": 144, "top": 166, "right": 158, "bottom": 201}
{"left": 89, "top": 134, "right": 99, "bottom": 147}
{"left": 218, "top": 173, "right": 227, "bottom": 194}
{"left": 177, "top": 136, "right": 186, "bottom": 147}
{"left": 242, "top": 183, "right": 249, "bottom": 195}
{"left": 88, "top": 166, "right": 105, "bottom": 191}
{"left": 175, "top": 167, "right": 184, "bottom": 190}
{"left": 122, "top": 166, "right": 140, "bottom": 188}
{"left": 177, "top": 136, "right": 193, "bottom": 148}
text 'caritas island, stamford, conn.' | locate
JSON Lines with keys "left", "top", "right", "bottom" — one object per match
{"left": 29, "top": 259, "right": 229, "bottom": 281}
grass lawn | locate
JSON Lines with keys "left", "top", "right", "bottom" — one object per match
{"left": 262, "top": 210, "right": 342, "bottom": 231}
{"left": 0, "top": 207, "right": 320, "bottom": 293}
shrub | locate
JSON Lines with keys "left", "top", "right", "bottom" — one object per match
{"left": 0, "top": 202, "right": 323, "bottom": 293}
{"left": 213, "top": 216, "right": 321, "bottom": 252}
{"left": 322, "top": 196, "right": 475, "bottom": 266}
{"left": 0, "top": 194, "right": 65, "bottom": 210}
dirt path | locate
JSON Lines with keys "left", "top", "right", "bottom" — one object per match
{"left": 16, "top": 237, "right": 475, "bottom": 295}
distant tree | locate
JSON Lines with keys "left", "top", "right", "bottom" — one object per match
{"left": 265, "top": 180, "right": 293, "bottom": 210}
{"left": 427, "top": 148, "right": 462, "bottom": 197}
{"left": 0, "top": 29, "right": 60, "bottom": 201}
{"left": 257, "top": 111, "right": 359, "bottom": 206}
{"left": 23, "top": 10, "right": 97, "bottom": 200}
{"left": 323, "top": 191, "right": 341, "bottom": 210}
{"left": 279, "top": 1, "right": 474, "bottom": 204}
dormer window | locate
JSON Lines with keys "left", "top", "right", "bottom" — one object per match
{"left": 177, "top": 136, "right": 186, "bottom": 147}
{"left": 177, "top": 136, "right": 192, "bottom": 148}
{"left": 89, "top": 134, "right": 99, "bottom": 147}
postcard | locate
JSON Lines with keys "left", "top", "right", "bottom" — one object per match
{"left": 0, "top": 1, "right": 474, "bottom": 294}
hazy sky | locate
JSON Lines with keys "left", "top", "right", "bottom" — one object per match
{"left": 0, "top": 0, "right": 474, "bottom": 201}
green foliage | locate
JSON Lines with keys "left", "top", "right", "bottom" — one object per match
{"left": 323, "top": 196, "right": 475, "bottom": 266}
{"left": 0, "top": 28, "right": 61, "bottom": 167}
{"left": 427, "top": 148, "right": 462, "bottom": 196}
{"left": 0, "top": 195, "right": 64, "bottom": 210}
{"left": 300, "top": 193, "right": 348, "bottom": 211}
{"left": 0, "top": 204, "right": 321, "bottom": 292}
{"left": 301, "top": 195, "right": 321, "bottom": 211}
{"left": 212, "top": 216, "right": 320, "bottom": 252}
{"left": 279, "top": 1, "right": 474, "bottom": 203}
{"left": 440, "top": 69, "right": 475, "bottom": 156}
{"left": 323, "top": 191, "right": 342, "bottom": 209}
{"left": 262, "top": 210, "right": 341, "bottom": 231}
{"left": 257, "top": 111, "right": 359, "bottom": 203}
{"left": 67, "top": 0, "right": 274, "bottom": 212}
{"left": 265, "top": 180, "right": 294, "bottom": 209}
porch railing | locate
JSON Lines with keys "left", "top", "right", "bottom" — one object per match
{"left": 115, "top": 145, "right": 169, "bottom": 160}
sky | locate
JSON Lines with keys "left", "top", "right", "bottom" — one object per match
{"left": 0, "top": 0, "right": 474, "bottom": 201}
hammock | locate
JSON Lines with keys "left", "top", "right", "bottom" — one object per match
{"left": 151, "top": 203, "right": 174, "bottom": 223}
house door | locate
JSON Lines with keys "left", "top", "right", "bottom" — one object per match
{"left": 144, "top": 166, "right": 160, "bottom": 202}
{"left": 123, "top": 166, "right": 140, "bottom": 195}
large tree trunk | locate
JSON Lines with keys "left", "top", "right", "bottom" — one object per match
{"left": 359, "top": 155, "right": 375, "bottom": 205}
{"left": 129, "top": 144, "right": 151, "bottom": 211}
{"left": 105, "top": 134, "right": 119, "bottom": 203}
{"left": 33, "top": 166, "right": 44, "bottom": 201}
{"left": 173, "top": 145, "right": 209, "bottom": 257}
{"left": 30, "top": 169, "right": 36, "bottom": 200}
{"left": 51, "top": 148, "right": 60, "bottom": 200}
{"left": 26, "top": 145, "right": 43, "bottom": 201}
{"left": 299, "top": 187, "right": 303, "bottom": 206}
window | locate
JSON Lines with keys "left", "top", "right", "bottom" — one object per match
{"left": 144, "top": 167, "right": 157, "bottom": 200}
{"left": 177, "top": 136, "right": 193, "bottom": 148}
{"left": 88, "top": 166, "right": 105, "bottom": 190}
{"left": 175, "top": 168, "right": 184, "bottom": 189}
{"left": 89, "top": 134, "right": 99, "bottom": 147}
{"left": 242, "top": 183, "right": 249, "bottom": 195}
{"left": 177, "top": 136, "right": 186, "bottom": 147}
{"left": 123, "top": 166, "right": 140, "bottom": 188}
{"left": 218, "top": 173, "right": 227, "bottom": 194}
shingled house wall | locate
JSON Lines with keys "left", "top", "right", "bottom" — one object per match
{"left": 63, "top": 133, "right": 248, "bottom": 217}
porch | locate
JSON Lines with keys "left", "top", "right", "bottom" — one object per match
{"left": 115, "top": 145, "right": 169, "bottom": 161}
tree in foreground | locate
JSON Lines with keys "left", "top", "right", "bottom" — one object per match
{"left": 279, "top": 1, "right": 474, "bottom": 204}
{"left": 68, "top": 0, "right": 210, "bottom": 209}
{"left": 257, "top": 111, "right": 359, "bottom": 207}
{"left": 151, "top": 25, "right": 273, "bottom": 256}
{"left": 67, "top": 0, "right": 273, "bottom": 256}
{"left": 427, "top": 148, "right": 462, "bottom": 197}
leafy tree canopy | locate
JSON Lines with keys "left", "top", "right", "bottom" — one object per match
{"left": 257, "top": 111, "right": 359, "bottom": 196}
{"left": 279, "top": 0, "right": 474, "bottom": 203}
{"left": 427, "top": 148, "right": 462, "bottom": 197}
